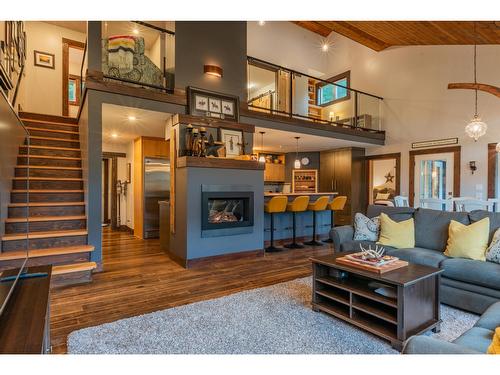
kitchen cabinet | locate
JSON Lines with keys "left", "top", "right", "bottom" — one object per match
{"left": 143, "top": 137, "right": 169, "bottom": 158}
{"left": 264, "top": 163, "right": 285, "bottom": 182}
{"left": 320, "top": 147, "right": 366, "bottom": 225}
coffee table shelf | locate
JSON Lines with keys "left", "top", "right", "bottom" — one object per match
{"left": 311, "top": 253, "right": 443, "bottom": 351}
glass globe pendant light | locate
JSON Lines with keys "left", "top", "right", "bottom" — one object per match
{"left": 258, "top": 131, "right": 266, "bottom": 163}
{"left": 294, "top": 136, "right": 301, "bottom": 169}
{"left": 465, "top": 23, "right": 487, "bottom": 142}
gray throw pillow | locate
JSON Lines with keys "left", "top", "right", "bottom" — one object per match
{"left": 353, "top": 213, "right": 380, "bottom": 241}
{"left": 486, "top": 228, "right": 500, "bottom": 264}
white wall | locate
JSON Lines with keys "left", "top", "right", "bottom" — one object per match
{"left": 320, "top": 33, "right": 500, "bottom": 199}
{"left": 102, "top": 141, "right": 134, "bottom": 229}
{"left": 20, "top": 22, "right": 86, "bottom": 116}
{"left": 250, "top": 23, "right": 500, "bottom": 200}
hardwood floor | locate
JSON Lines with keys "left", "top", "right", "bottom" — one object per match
{"left": 50, "top": 228, "right": 333, "bottom": 354}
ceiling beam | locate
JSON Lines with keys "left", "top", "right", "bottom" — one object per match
{"left": 448, "top": 83, "right": 500, "bottom": 99}
{"left": 292, "top": 21, "right": 332, "bottom": 37}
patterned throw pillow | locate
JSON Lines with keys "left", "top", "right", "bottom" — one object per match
{"left": 353, "top": 213, "right": 380, "bottom": 241}
{"left": 486, "top": 228, "right": 500, "bottom": 264}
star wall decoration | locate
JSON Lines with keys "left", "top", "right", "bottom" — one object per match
{"left": 385, "top": 172, "right": 395, "bottom": 183}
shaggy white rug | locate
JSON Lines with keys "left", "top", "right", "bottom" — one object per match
{"left": 68, "top": 277, "right": 479, "bottom": 354}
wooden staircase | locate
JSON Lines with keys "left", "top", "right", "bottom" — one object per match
{"left": 0, "top": 113, "right": 96, "bottom": 287}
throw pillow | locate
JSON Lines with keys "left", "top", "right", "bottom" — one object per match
{"left": 353, "top": 213, "right": 380, "bottom": 241}
{"left": 486, "top": 228, "right": 500, "bottom": 264}
{"left": 487, "top": 327, "right": 500, "bottom": 354}
{"left": 377, "top": 213, "right": 415, "bottom": 249}
{"left": 444, "top": 218, "right": 489, "bottom": 261}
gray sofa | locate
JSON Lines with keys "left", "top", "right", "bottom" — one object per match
{"left": 403, "top": 301, "right": 500, "bottom": 354}
{"left": 330, "top": 205, "right": 500, "bottom": 314}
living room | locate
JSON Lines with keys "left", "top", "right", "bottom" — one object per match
{"left": 1, "top": 0, "right": 500, "bottom": 374}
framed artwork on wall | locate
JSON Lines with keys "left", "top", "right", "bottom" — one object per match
{"left": 187, "top": 87, "right": 240, "bottom": 121}
{"left": 34, "top": 50, "right": 55, "bottom": 69}
{"left": 219, "top": 129, "right": 243, "bottom": 158}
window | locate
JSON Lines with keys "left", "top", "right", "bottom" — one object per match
{"left": 317, "top": 71, "right": 350, "bottom": 106}
{"left": 68, "top": 75, "right": 82, "bottom": 106}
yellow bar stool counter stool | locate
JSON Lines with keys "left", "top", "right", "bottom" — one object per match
{"left": 284, "top": 195, "right": 310, "bottom": 249}
{"left": 264, "top": 196, "right": 289, "bottom": 253}
{"left": 304, "top": 195, "right": 330, "bottom": 246}
{"left": 323, "top": 195, "right": 347, "bottom": 243}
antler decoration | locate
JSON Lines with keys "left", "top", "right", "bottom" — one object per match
{"left": 359, "top": 244, "right": 385, "bottom": 260}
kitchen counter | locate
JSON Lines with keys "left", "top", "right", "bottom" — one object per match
{"left": 264, "top": 192, "right": 338, "bottom": 197}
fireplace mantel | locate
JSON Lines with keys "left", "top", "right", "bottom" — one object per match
{"left": 177, "top": 156, "right": 265, "bottom": 170}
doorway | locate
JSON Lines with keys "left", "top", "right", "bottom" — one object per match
{"left": 409, "top": 146, "right": 461, "bottom": 207}
{"left": 62, "top": 38, "right": 85, "bottom": 117}
{"left": 366, "top": 153, "right": 401, "bottom": 205}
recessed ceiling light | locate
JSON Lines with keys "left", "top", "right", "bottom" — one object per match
{"left": 258, "top": 21, "right": 266, "bottom": 26}
{"left": 321, "top": 43, "right": 329, "bottom": 52}
{"left": 128, "top": 115, "right": 136, "bottom": 121}
{"left": 111, "top": 132, "right": 118, "bottom": 138}
{"left": 132, "top": 28, "right": 139, "bottom": 35}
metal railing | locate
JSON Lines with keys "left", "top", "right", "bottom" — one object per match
{"left": 247, "top": 56, "right": 383, "bottom": 133}
{"left": 101, "top": 21, "right": 175, "bottom": 92}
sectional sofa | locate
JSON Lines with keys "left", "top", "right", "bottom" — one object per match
{"left": 330, "top": 205, "right": 500, "bottom": 314}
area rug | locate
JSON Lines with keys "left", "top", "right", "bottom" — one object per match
{"left": 68, "top": 277, "right": 478, "bottom": 354}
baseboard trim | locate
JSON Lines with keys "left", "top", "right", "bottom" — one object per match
{"left": 168, "top": 249, "right": 265, "bottom": 269}
{"left": 264, "top": 235, "right": 330, "bottom": 247}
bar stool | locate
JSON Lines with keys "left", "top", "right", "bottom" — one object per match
{"left": 264, "top": 196, "right": 288, "bottom": 252}
{"left": 323, "top": 196, "right": 347, "bottom": 243}
{"left": 284, "top": 195, "right": 310, "bottom": 249}
{"left": 304, "top": 196, "right": 330, "bottom": 246}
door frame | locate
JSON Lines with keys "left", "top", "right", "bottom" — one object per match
{"left": 409, "top": 146, "right": 461, "bottom": 207}
{"left": 365, "top": 153, "right": 401, "bottom": 204}
{"left": 102, "top": 158, "right": 110, "bottom": 224}
{"left": 103, "top": 151, "right": 126, "bottom": 230}
{"left": 487, "top": 143, "right": 497, "bottom": 198}
{"left": 62, "top": 38, "right": 85, "bottom": 116}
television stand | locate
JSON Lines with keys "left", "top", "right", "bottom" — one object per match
{"left": 0, "top": 265, "right": 52, "bottom": 354}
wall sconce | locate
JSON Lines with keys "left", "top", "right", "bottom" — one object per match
{"left": 469, "top": 161, "right": 477, "bottom": 174}
{"left": 204, "top": 64, "right": 223, "bottom": 78}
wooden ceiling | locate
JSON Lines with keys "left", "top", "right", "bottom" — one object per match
{"left": 293, "top": 21, "right": 500, "bottom": 51}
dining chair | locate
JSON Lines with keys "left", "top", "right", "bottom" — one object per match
{"left": 419, "top": 198, "right": 453, "bottom": 211}
{"left": 393, "top": 196, "right": 409, "bottom": 207}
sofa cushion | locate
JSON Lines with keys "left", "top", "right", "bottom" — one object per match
{"left": 444, "top": 218, "right": 489, "bottom": 261}
{"left": 453, "top": 327, "right": 494, "bottom": 353}
{"left": 366, "top": 205, "right": 415, "bottom": 222}
{"left": 353, "top": 213, "right": 380, "bottom": 241}
{"left": 475, "top": 302, "right": 500, "bottom": 332}
{"left": 385, "top": 247, "right": 448, "bottom": 268}
{"left": 441, "top": 258, "right": 500, "bottom": 291}
{"left": 414, "top": 208, "right": 470, "bottom": 251}
{"left": 469, "top": 210, "right": 500, "bottom": 242}
{"left": 377, "top": 213, "right": 415, "bottom": 249}
{"left": 340, "top": 240, "right": 377, "bottom": 252}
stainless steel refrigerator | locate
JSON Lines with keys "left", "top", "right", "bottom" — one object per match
{"left": 143, "top": 157, "right": 170, "bottom": 239}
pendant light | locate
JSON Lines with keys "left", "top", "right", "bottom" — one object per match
{"left": 465, "top": 22, "right": 487, "bottom": 141}
{"left": 258, "top": 131, "right": 266, "bottom": 163}
{"left": 294, "top": 136, "right": 301, "bottom": 169}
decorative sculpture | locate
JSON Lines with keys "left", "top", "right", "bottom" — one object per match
{"left": 184, "top": 124, "right": 194, "bottom": 156}
{"left": 358, "top": 244, "right": 386, "bottom": 260}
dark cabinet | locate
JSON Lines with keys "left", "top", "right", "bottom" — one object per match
{"left": 320, "top": 147, "right": 366, "bottom": 225}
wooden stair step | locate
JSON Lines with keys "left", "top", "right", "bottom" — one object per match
{"left": 0, "top": 245, "right": 94, "bottom": 261}
{"left": 16, "top": 166, "right": 82, "bottom": 170}
{"left": 13, "top": 177, "right": 83, "bottom": 181}
{"left": 28, "top": 136, "right": 79, "bottom": 143}
{"left": 1, "top": 229, "right": 88, "bottom": 241}
{"left": 9, "top": 201, "right": 85, "bottom": 207}
{"left": 26, "top": 127, "right": 79, "bottom": 135}
{"left": 20, "top": 145, "right": 80, "bottom": 151}
{"left": 5, "top": 215, "right": 86, "bottom": 223}
{"left": 20, "top": 155, "right": 82, "bottom": 161}
{"left": 52, "top": 261, "right": 96, "bottom": 276}
{"left": 12, "top": 189, "right": 84, "bottom": 193}
{"left": 20, "top": 118, "right": 79, "bottom": 127}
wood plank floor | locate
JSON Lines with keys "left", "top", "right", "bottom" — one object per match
{"left": 50, "top": 228, "right": 333, "bottom": 353}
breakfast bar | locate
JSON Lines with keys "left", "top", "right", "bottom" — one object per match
{"left": 264, "top": 192, "right": 338, "bottom": 245}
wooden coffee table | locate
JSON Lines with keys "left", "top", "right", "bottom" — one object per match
{"left": 310, "top": 252, "right": 444, "bottom": 351}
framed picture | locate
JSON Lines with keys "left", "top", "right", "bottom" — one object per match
{"left": 187, "top": 87, "right": 240, "bottom": 121}
{"left": 194, "top": 95, "right": 208, "bottom": 111}
{"left": 221, "top": 100, "right": 234, "bottom": 116}
{"left": 220, "top": 129, "right": 243, "bottom": 158}
{"left": 34, "top": 50, "right": 55, "bottom": 69}
{"left": 209, "top": 98, "right": 221, "bottom": 113}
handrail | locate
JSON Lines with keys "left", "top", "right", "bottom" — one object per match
{"left": 132, "top": 21, "right": 175, "bottom": 36}
{"left": 247, "top": 55, "right": 383, "bottom": 100}
{"left": 248, "top": 89, "right": 275, "bottom": 104}
{"left": 79, "top": 39, "right": 87, "bottom": 99}
{"left": 12, "top": 63, "right": 25, "bottom": 108}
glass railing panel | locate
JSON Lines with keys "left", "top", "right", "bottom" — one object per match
{"left": 357, "top": 92, "right": 381, "bottom": 131}
{"left": 101, "top": 21, "right": 174, "bottom": 91}
{"left": 247, "top": 61, "right": 278, "bottom": 113}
